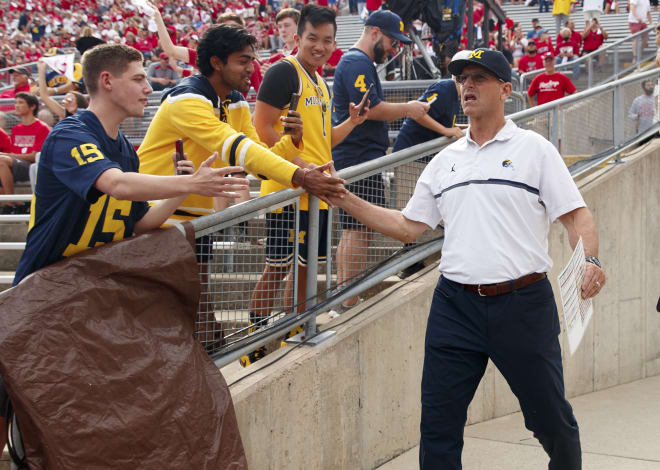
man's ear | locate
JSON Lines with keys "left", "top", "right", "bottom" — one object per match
{"left": 99, "top": 70, "right": 112, "bottom": 92}
{"left": 210, "top": 56, "right": 224, "bottom": 72}
{"left": 501, "top": 82, "right": 513, "bottom": 102}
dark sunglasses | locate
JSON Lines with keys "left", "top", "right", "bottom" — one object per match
{"left": 385, "top": 35, "right": 400, "bottom": 49}
{"left": 455, "top": 71, "right": 503, "bottom": 85}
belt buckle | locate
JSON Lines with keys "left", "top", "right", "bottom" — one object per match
{"left": 477, "top": 284, "right": 486, "bottom": 297}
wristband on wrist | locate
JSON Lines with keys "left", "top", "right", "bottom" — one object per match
{"left": 300, "top": 168, "right": 309, "bottom": 188}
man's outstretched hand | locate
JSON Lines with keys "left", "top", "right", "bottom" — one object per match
{"left": 293, "top": 162, "right": 347, "bottom": 207}
{"left": 189, "top": 152, "right": 249, "bottom": 198}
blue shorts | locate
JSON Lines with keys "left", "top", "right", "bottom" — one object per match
{"left": 265, "top": 205, "right": 328, "bottom": 267}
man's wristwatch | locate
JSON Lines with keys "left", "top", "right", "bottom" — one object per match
{"left": 585, "top": 256, "right": 601, "bottom": 268}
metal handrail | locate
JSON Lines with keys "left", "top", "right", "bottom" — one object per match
{"left": 518, "top": 24, "right": 656, "bottom": 92}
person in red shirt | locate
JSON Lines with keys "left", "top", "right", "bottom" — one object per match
{"left": 134, "top": 29, "right": 154, "bottom": 59}
{"left": 267, "top": 8, "right": 300, "bottom": 65}
{"left": 582, "top": 18, "right": 608, "bottom": 70}
{"left": 527, "top": 52, "right": 576, "bottom": 107}
{"left": 582, "top": 17, "right": 608, "bottom": 54}
{"left": 366, "top": 0, "right": 382, "bottom": 15}
{"left": 0, "top": 128, "right": 10, "bottom": 153}
{"left": 320, "top": 46, "right": 343, "bottom": 77}
{"left": 555, "top": 26, "right": 581, "bottom": 79}
{"left": 124, "top": 18, "right": 139, "bottom": 37}
{"left": 0, "top": 92, "right": 50, "bottom": 213}
{"left": 0, "top": 67, "right": 32, "bottom": 99}
{"left": 517, "top": 39, "right": 544, "bottom": 73}
{"left": 557, "top": 19, "right": 582, "bottom": 54}
{"left": 535, "top": 29, "right": 554, "bottom": 56}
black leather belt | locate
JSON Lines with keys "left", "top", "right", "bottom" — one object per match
{"left": 461, "top": 272, "right": 547, "bottom": 297}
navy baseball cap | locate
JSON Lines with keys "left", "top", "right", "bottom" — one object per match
{"left": 448, "top": 48, "right": 512, "bottom": 83}
{"left": 365, "top": 10, "right": 412, "bottom": 44}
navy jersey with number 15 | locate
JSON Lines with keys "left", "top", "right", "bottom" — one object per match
{"left": 13, "top": 110, "right": 150, "bottom": 285}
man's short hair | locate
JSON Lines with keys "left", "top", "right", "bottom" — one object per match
{"left": 196, "top": 25, "right": 257, "bottom": 77}
{"left": 16, "top": 92, "right": 39, "bottom": 116}
{"left": 82, "top": 44, "right": 143, "bottom": 95}
{"left": 218, "top": 12, "right": 245, "bottom": 27}
{"left": 72, "top": 91, "right": 89, "bottom": 109}
{"left": 276, "top": 8, "right": 301, "bottom": 25}
{"left": 297, "top": 4, "right": 337, "bottom": 37}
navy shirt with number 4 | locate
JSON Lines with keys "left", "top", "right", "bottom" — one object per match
{"left": 331, "top": 48, "right": 387, "bottom": 170}
{"left": 13, "top": 110, "right": 149, "bottom": 285}
{"left": 392, "top": 79, "right": 461, "bottom": 152}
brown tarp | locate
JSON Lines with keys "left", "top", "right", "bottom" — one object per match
{"left": 0, "top": 225, "right": 247, "bottom": 469}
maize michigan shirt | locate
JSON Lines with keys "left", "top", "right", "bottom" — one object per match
{"left": 13, "top": 110, "right": 149, "bottom": 285}
{"left": 257, "top": 56, "right": 332, "bottom": 210}
{"left": 138, "top": 75, "right": 301, "bottom": 222}
{"left": 402, "top": 120, "right": 586, "bottom": 284}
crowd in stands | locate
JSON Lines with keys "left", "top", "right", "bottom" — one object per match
{"left": 0, "top": 0, "right": 638, "bottom": 95}
{"left": 0, "top": 0, "right": 349, "bottom": 72}
{"left": 0, "top": 0, "right": 655, "bottom": 213}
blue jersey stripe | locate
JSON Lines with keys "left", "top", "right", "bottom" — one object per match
{"left": 434, "top": 178, "right": 542, "bottom": 201}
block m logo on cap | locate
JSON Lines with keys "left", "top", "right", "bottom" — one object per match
{"left": 400, "top": 21, "right": 404, "bottom": 32}
{"left": 469, "top": 50, "right": 485, "bottom": 60}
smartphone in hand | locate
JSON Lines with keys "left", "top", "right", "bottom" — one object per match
{"left": 175, "top": 138, "right": 184, "bottom": 175}
{"left": 358, "top": 83, "right": 374, "bottom": 116}
{"left": 284, "top": 92, "right": 301, "bottom": 132}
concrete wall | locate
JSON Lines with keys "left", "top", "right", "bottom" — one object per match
{"left": 227, "top": 143, "right": 660, "bottom": 470}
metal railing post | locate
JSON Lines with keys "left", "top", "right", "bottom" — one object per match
{"left": 325, "top": 207, "right": 333, "bottom": 296}
{"left": 613, "top": 84, "right": 625, "bottom": 147}
{"left": 614, "top": 47, "right": 619, "bottom": 78}
{"left": 304, "top": 195, "right": 320, "bottom": 338}
{"left": 637, "top": 38, "right": 642, "bottom": 69}
{"left": 550, "top": 107, "right": 559, "bottom": 149}
{"left": 587, "top": 57, "right": 593, "bottom": 89}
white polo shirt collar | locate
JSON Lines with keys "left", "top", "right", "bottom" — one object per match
{"left": 464, "top": 119, "right": 518, "bottom": 148}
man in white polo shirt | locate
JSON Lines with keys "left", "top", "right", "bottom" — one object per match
{"left": 328, "top": 48, "right": 606, "bottom": 470}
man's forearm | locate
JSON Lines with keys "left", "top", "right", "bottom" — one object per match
{"left": 414, "top": 113, "right": 452, "bottom": 136}
{"left": 134, "top": 195, "right": 187, "bottom": 234}
{"left": 368, "top": 101, "right": 409, "bottom": 122}
{"left": 97, "top": 169, "right": 194, "bottom": 201}
{"left": 560, "top": 206, "right": 599, "bottom": 257}
{"left": 331, "top": 117, "right": 357, "bottom": 147}
{"left": 3, "top": 152, "right": 36, "bottom": 162}
{"left": 336, "top": 192, "right": 428, "bottom": 243}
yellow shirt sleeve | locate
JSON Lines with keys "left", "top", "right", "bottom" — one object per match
{"left": 235, "top": 104, "right": 302, "bottom": 162}
{"left": 168, "top": 97, "right": 299, "bottom": 186}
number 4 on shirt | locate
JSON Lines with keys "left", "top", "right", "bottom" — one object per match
{"left": 354, "top": 74, "right": 367, "bottom": 92}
